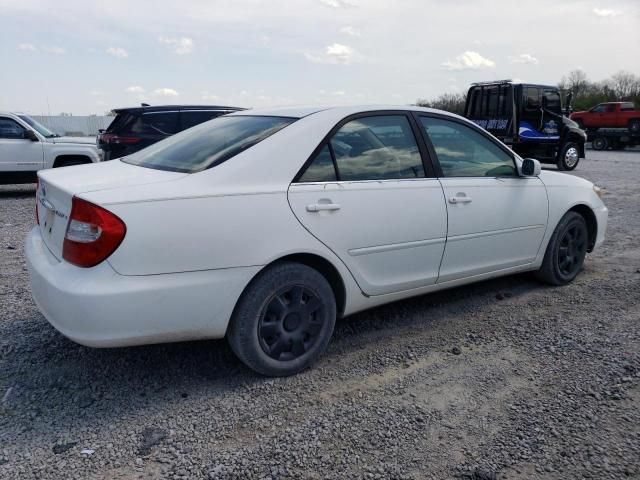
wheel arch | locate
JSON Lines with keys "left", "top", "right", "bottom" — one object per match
{"left": 568, "top": 204, "right": 597, "bottom": 252}
{"left": 53, "top": 155, "right": 92, "bottom": 168}
{"left": 269, "top": 253, "right": 347, "bottom": 318}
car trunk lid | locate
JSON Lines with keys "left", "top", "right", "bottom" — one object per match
{"left": 37, "top": 160, "right": 186, "bottom": 261}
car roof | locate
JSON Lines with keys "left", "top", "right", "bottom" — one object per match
{"left": 112, "top": 105, "right": 244, "bottom": 114}
{"left": 230, "top": 104, "right": 456, "bottom": 120}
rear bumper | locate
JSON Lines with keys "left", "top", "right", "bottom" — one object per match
{"left": 25, "top": 227, "right": 260, "bottom": 347}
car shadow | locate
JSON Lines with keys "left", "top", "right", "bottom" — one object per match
{"left": 0, "top": 185, "right": 36, "bottom": 199}
{"left": 4, "top": 271, "right": 545, "bottom": 437}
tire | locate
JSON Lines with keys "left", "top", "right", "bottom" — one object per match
{"left": 227, "top": 262, "right": 336, "bottom": 376}
{"left": 629, "top": 119, "right": 640, "bottom": 134}
{"left": 591, "top": 136, "right": 608, "bottom": 151}
{"left": 557, "top": 142, "right": 580, "bottom": 171}
{"left": 535, "top": 212, "right": 588, "bottom": 286}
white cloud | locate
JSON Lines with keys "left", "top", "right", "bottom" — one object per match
{"left": 125, "top": 86, "right": 145, "bottom": 93}
{"left": 340, "top": 26, "right": 361, "bottom": 37}
{"left": 158, "top": 36, "right": 194, "bottom": 55}
{"left": 319, "top": 0, "right": 352, "bottom": 7}
{"left": 106, "top": 47, "right": 128, "bottom": 58}
{"left": 509, "top": 53, "right": 539, "bottom": 65}
{"left": 306, "top": 43, "right": 356, "bottom": 64}
{"left": 443, "top": 51, "right": 495, "bottom": 70}
{"left": 17, "top": 43, "right": 37, "bottom": 51}
{"left": 43, "top": 46, "right": 66, "bottom": 55}
{"left": 152, "top": 88, "right": 179, "bottom": 97}
{"left": 201, "top": 91, "right": 220, "bottom": 101}
{"left": 593, "top": 8, "right": 621, "bottom": 17}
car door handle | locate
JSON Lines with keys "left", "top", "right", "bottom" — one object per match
{"left": 448, "top": 196, "right": 472, "bottom": 204}
{"left": 306, "top": 203, "right": 341, "bottom": 212}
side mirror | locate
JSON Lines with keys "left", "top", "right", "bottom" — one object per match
{"left": 24, "top": 129, "right": 39, "bottom": 141}
{"left": 522, "top": 158, "right": 541, "bottom": 177}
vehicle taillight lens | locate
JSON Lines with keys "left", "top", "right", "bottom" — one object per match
{"left": 62, "top": 197, "right": 126, "bottom": 268}
{"left": 99, "top": 133, "right": 141, "bottom": 145}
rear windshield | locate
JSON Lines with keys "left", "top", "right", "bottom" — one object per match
{"left": 122, "top": 115, "right": 295, "bottom": 173}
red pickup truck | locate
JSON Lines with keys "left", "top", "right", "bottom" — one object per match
{"left": 571, "top": 102, "right": 640, "bottom": 133}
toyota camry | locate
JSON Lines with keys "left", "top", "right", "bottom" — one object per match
{"left": 26, "top": 105, "right": 608, "bottom": 376}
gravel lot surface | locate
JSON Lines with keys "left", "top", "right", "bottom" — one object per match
{"left": 1, "top": 150, "right": 639, "bottom": 480}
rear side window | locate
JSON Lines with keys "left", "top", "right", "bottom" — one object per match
{"left": 122, "top": 115, "right": 295, "bottom": 173}
{"left": 297, "top": 115, "right": 424, "bottom": 182}
{"left": 621, "top": 102, "right": 635, "bottom": 111}
{"left": 331, "top": 115, "right": 424, "bottom": 181}
{"left": 298, "top": 145, "right": 337, "bottom": 182}
{"left": 180, "top": 110, "right": 226, "bottom": 130}
{"left": 134, "top": 112, "right": 179, "bottom": 135}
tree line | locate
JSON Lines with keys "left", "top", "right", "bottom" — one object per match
{"left": 415, "top": 70, "right": 640, "bottom": 115}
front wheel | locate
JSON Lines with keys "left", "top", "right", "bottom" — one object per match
{"left": 557, "top": 142, "right": 580, "bottom": 171}
{"left": 227, "top": 262, "right": 336, "bottom": 376}
{"left": 535, "top": 212, "right": 588, "bottom": 285}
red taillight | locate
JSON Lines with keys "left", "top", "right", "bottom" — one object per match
{"left": 99, "top": 133, "right": 141, "bottom": 145}
{"left": 62, "top": 197, "right": 126, "bottom": 268}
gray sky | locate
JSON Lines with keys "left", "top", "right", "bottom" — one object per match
{"left": 1, "top": 0, "right": 639, "bottom": 115}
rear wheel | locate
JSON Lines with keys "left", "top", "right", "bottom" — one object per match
{"left": 591, "top": 136, "right": 608, "bottom": 151}
{"left": 629, "top": 119, "right": 640, "bottom": 134}
{"left": 227, "top": 262, "right": 336, "bottom": 376}
{"left": 535, "top": 212, "right": 588, "bottom": 285}
{"left": 557, "top": 142, "right": 580, "bottom": 171}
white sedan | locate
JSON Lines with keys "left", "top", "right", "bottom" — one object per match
{"left": 26, "top": 106, "right": 608, "bottom": 376}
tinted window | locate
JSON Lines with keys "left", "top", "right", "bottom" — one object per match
{"left": 420, "top": 117, "right": 516, "bottom": 177}
{"left": 122, "top": 115, "right": 294, "bottom": 173}
{"left": 298, "top": 145, "right": 336, "bottom": 182}
{"left": 180, "top": 110, "right": 225, "bottom": 130}
{"left": 329, "top": 115, "right": 424, "bottom": 181}
{"left": 606, "top": 104, "right": 616, "bottom": 113}
{"left": 525, "top": 88, "right": 541, "bottom": 110}
{"left": 591, "top": 105, "right": 605, "bottom": 113}
{"left": 544, "top": 90, "right": 561, "bottom": 112}
{"left": 132, "top": 112, "right": 179, "bottom": 135}
{"left": 0, "top": 117, "right": 26, "bottom": 139}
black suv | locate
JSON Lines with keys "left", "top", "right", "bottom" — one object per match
{"left": 464, "top": 81, "right": 586, "bottom": 170}
{"left": 97, "top": 105, "right": 243, "bottom": 160}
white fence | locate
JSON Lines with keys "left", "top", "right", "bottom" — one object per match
{"left": 30, "top": 116, "right": 113, "bottom": 137}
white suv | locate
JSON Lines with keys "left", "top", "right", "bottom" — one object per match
{"left": 0, "top": 112, "right": 101, "bottom": 185}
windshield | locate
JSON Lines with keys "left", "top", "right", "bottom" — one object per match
{"left": 18, "top": 115, "right": 58, "bottom": 138}
{"left": 122, "top": 115, "right": 295, "bottom": 173}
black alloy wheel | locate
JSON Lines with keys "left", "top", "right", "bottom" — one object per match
{"left": 258, "top": 285, "right": 325, "bottom": 361}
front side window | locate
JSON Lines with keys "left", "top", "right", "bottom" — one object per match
{"left": 329, "top": 115, "right": 424, "bottom": 181}
{"left": 123, "top": 115, "right": 295, "bottom": 173}
{"left": 0, "top": 117, "right": 26, "bottom": 139}
{"left": 420, "top": 116, "right": 516, "bottom": 177}
{"left": 591, "top": 104, "right": 605, "bottom": 113}
{"left": 525, "top": 88, "right": 541, "bottom": 110}
{"left": 606, "top": 104, "right": 616, "bottom": 113}
{"left": 544, "top": 90, "right": 561, "bottom": 112}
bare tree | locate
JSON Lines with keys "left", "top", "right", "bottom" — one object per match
{"left": 559, "top": 69, "right": 589, "bottom": 98}
{"left": 415, "top": 92, "right": 467, "bottom": 115}
{"left": 609, "top": 70, "right": 640, "bottom": 99}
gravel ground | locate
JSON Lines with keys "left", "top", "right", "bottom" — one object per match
{"left": 1, "top": 150, "right": 639, "bottom": 480}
